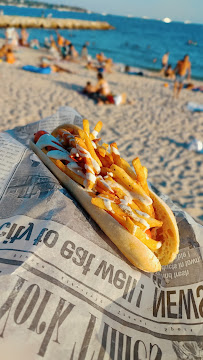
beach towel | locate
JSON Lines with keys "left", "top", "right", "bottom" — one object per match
{"left": 22, "top": 65, "right": 52, "bottom": 74}
{"left": 187, "top": 102, "right": 203, "bottom": 112}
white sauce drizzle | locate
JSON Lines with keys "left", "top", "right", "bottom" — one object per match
{"left": 91, "top": 141, "right": 97, "bottom": 149}
{"left": 135, "top": 210, "right": 150, "bottom": 218}
{"left": 107, "top": 180, "right": 152, "bottom": 206}
{"left": 119, "top": 204, "right": 150, "bottom": 230}
{"left": 84, "top": 164, "right": 94, "bottom": 174}
{"left": 76, "top": 145, "right": 100, "bottom": 174}
{"left": 46, "top": 150, "right": 72, "bottom": 162}
{"left": 92, "top": 130, "right": 98, "bottom": 138}
{"left": 98, "top": 196, "right": 114, "bottom": 213}
{"left": 66, "top": 163, "right": 85, "bottom": 179}
{"left": 107, "top": 172, "right": 113, "bottom": 177}
{"left": 133, "top": 225, "right": 138, "bottom": 236}
{"left": 36, "top": 134, "right": 64, "bottom": 151}
{"left": 111, "top": 146, "right": 120, "bottom": 155}
{"left": 86, "top": 173, "right": 96, "bottom": 183}
{"left": 67, "top": 162, "right": 82, "bottom": 170}
{"left": 98, "top": 176, "right": 113, "bottom": 192}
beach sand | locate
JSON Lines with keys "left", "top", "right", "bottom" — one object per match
{"left": 0, "top": 43, "right": 202, "bottom": 224}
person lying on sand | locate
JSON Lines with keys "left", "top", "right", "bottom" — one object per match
{"left": 173, "top": 54, "right": 191, "bottom": 98}
{"left": 40, "top": 58, "right": 75, "bottom": 74}
{"left": 86, "top": 61, "right": 98, "bottom": 71}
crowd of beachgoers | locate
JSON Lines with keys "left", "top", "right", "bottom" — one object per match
{"left": 1, "top": 27, "right": 201, "bottom": 103}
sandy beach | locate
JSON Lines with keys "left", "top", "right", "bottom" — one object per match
{"left": 0, "top": 42, "right": 202, "bottom": 224}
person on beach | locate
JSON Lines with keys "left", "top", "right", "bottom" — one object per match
{"left": 94, "top": 72, "right": 111, "bottom": 96}
{"left": 83, "top": 73, "right": 128, "bottom": 106}
{"left": 103, "top": 58, "right": 113, "bottom": 73}
{"left": 49, "top": 36, "right": 60, "bottom": 60}
{"left": 19, "top": 28, "right": 29, "bottom": 47}
{"left": 86, "top": 61, "right": 98, "bottom": 71}
{"left": 173, "top": 55, "right": 191, "bottom": 98}
{"left": 81, "top": 44, "right": 88, "bottom": 61}
{"left": 56, "top": 31, "right": 64, "bottom": 49}
{"left": 161, "top": 52, "right": 169, "bottom": 74}
{"left": 66, "top": 43, "right": 78, "bottom": 61}
{"left": 96, "top": 52, "right": 106, "bottom": 66}
{"left": 5, "top": 27, "right": 19, "bottom": 49}
{"left": 40, "top": 57, "right": 74, "bottom": 74}
{"left": 165, "top": 64, "right": 175, "bottom": 79}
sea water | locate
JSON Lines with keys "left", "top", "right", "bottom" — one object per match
{"left": 0, "top": 5, "right": 203, "bottom": 80}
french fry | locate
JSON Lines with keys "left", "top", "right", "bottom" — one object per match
{"left": 116, "top": 157, "right": 137, "bottom": 180}
{"left": 143, "top": 166, "right": 148, "bottom": 179}
{"left": 99, "top": 167, "right": 112, "bottom": 177}
{"left": 96, "top": 152, "right": 113, "bottom": 168}
{"left": 102, "top": 143, "right": 109, "bottom": 150}
{"left": 83, "top": 119, "right": 90, "bottom": 136}
{"left": 90, "top": 121, "right": 103, "bottom": 140}
{"left": 96, "top": 145, "right": 107, "bottom": 158}
{"left": 78, "top": 129, "right": 102, "bottom": 168}
{"left": 131, "top": 221, "right": 162, "bottom": 252}
{"left": 75, "top": 137, "right": 95, "bottom": 190}
{"left": 110, "top": 164, "right": 149, "bottom": 199}
{"left": 110, "top": 142, "right": 120, "bottom": 162}
{"left": 110, "top": 142, "right": 137, "bottom": 180}
{"left": 96, "top": 177, "right": 114, "bottom": 193}
{"left": 132, "top": 157, "right": 149, "bottom": 195}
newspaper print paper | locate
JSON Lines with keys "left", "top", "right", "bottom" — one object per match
{"left": 0, "top": 107, "right": 202, "bottom": 360}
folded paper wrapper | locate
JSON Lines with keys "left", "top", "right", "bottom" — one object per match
{"left": 0, "top": 106, "right": 202, "bottom": 359}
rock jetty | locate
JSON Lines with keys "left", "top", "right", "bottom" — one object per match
{"left": 0, "top": 15, "right": 114, "bottom": 30}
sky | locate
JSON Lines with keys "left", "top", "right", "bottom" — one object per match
{"left": 32, "top": 0, "right": 203, "bottom": 24}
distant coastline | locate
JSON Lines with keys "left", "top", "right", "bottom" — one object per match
{"left": 0, "top": 0, "right": 89, "bottom": 13}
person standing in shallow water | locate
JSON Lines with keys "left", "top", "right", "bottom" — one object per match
{"left": 161, "top": 52, "right": 169, "bottom": 74}
{"left": 173, "top": 55, "right": 191, "bottom": 98}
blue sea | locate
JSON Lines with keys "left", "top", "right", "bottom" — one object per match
{"left": 0, "top": 5, "right": 203, "bottom": 80}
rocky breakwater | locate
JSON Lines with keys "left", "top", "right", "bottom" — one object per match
{"left": 0, "top": 15, "right": 114, "bottom": 30}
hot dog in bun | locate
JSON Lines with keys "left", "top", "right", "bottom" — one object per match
{"left": 30, "top": 120, "right": 179, "bottom": 272}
